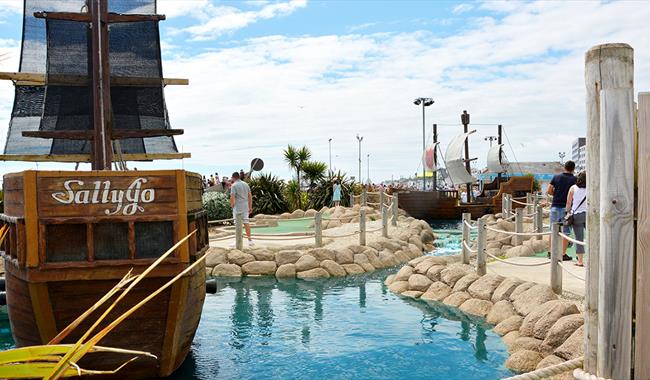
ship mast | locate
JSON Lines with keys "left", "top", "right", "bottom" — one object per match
{"left": 461, "top": 110, "right": 472, "bottom": 203}
{"left": 90, "top": 0, "right": 112, "bottom": 170}
{"left": 497, "top": 124, "right": 503, "bottom": 186}
{"left": 432, "top": 123, "right": 437, "bottom": 191}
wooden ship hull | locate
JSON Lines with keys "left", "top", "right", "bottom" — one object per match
{"left": 397, "top": 175, "right": 533, "bottom": 220}
{"left": 0, "top": 170, "right": 209, "bottom": 378}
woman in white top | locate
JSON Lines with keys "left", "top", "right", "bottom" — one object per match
{"left": 565, "top": 171, "right": 587, "bottom": 266}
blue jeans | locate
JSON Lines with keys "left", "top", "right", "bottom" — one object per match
{"left": 550, "top": 207, "right": 571, "bottom": 234}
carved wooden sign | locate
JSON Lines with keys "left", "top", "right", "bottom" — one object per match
{"left": 36, "top": 174, "right": 178, "bottom": 218}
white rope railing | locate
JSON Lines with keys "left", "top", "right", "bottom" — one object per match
{"left": 557, "top": 261, "right": 586, "bottom": 281}
{"left": 486, "top": 251, "right": 551, "bottom": 267}
{"left": 501, "top": 357, "right": 583, "bottom": 380}
{"left": 558, "top": 232, "right": 587, "bottom": 246}
{"left": 462, "top": 241, "right": 478, "bottom": 253}
{"left": 573, "top": 368, "right": 611, "bottom": 380}
{"left": 511, "top": 198, "right": 534, "bottom": 206}
{"left": 463, "top": 220, "right": 478, "bottom": 229}
{"left": 485, "top": 225, "right": 552, "bottom": 236}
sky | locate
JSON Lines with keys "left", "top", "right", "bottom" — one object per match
{"left": 1, "top": 0, "right": 650, "bottom": 183}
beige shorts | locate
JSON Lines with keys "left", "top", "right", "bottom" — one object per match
{"left": 233, "top": 211, "right": 250, "bottom": 224}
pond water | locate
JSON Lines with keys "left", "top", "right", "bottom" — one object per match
{"left": 170, "top": 269, "right": 512, "bottom": 380}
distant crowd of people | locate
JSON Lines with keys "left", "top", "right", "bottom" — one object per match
{"left": 547, "top": 160, "right": 587, "bottom": 267}
{"left": 202, "top": 169, "right": 248, "bottom": 192}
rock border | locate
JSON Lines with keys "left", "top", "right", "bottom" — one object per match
{"left": 386, "top": 261, "right": 584, "bottom": 376}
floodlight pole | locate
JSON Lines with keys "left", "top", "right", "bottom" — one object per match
{"left": 357, "top": 135, "right": 363, "bottom": 184}
{"left": 461, "top": 110, "right": 472, "bottom": 203}
{"left": 433, "top": 123, "right": 438, "bottom": 191}
{"left": 328, "top": 138, "right": 332, "bottom": 173}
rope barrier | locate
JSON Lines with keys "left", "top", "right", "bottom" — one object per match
{"left": 485, "top": 226, "right": 552, "bottom": 236}
{"left": 557, "top": 262, "right": 586, "bottom": 281}
{"left": 208, "top": 218, "right": 234, "bottom": 224}
{"left": 462, "top": 241, "right": 478, "bottom": 254}
{"left": 384, "top": 193, "right": 394, "bottom": 199}
{"left": 558, "top": 232, "right": 587, "bottom": 246}
{"left": 501, "top": 357, "right": 583, "bottom": 380}
{"left": 324, "top": 231, "right": 360, "bottom": 238}
{"left": 367, "top": 202, "right": 381, "bottom": 206}
{"left": 209, "top": 234, "right": 238, "bottom": 242}
{"left": 463, "top": 220, "right": 478, "bottom": 229}
{"left": 486, "top": 252, "right": 551, "bottom": 267}
{"left": 511, "top": 198, "right": 534, "bottom": 206}
{"left": 573, "top": 368, "right": 611, "bottom": 380}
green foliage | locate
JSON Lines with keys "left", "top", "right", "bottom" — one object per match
{"left": 283, "top": 144, "right": 312, "bottom": 209}
{"left": 306, "top": 171, "right": 355, "bottom": 210}
{"left": 302, "top": 161, "right": 327, "bottom": 189}
{"left": 246, "top": 173, "right": 289, "bottom": 215}
{"left": 523, "top": 173, "right": 541, "bottom": 192}
{"left": 202, "top": 191, "right": 232, "bottom": 221}
{"left": 284, "top": 180, "right": 302, "bottom": 211}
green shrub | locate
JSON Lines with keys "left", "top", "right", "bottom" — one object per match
{"left": 307, "top": 171, "right": 355, "bottom": 210}
{"left": 247, "top": 173, "right": 289, "bottom": 215}
{"left": 284, "top": 179, "right": 302, "bottom": 211}
{"left": 202, "top": 191, "right": 232, "bottom": 221}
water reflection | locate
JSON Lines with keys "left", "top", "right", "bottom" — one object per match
{"left": 167, "top": 270, "right": 512, "bottom": 379}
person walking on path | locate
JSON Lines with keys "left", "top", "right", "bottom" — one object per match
{"left": 566, "top": 171, "right": 587, "bottom": 266}
{"left": 547, "top": 160, "right": 577, "bottom": 260}
{"left": 229, "top": 171, "right": 254, "bottom": 246}
{"left": 332, "top": 180, "right": 341, "bottom": 207}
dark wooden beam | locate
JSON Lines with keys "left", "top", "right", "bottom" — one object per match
{"left": 33, "top": 11, "right": 165, "bottom": 23}
{"left": 0, "top": 153, "right": 191, "bottom": 163}
{"left": 22, "top": 129, "right": 184, "bottom": 140}
{"left": 0, "top": 72, "right": 188, "bottom": 86}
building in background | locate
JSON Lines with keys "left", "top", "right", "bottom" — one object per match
{"left": 572, "top": 137, "right": 586, "bottom": 172}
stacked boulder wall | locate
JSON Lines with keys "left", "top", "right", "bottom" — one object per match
{"left": 295, "top": 255, "right": 320, "bottom": 272}
{"left": 420, "top": 282, "right": 452, "bottom": 302}
{"left": 408, "top": 274, "right": 432, "bottom": 292}
{"left": 467, "top": 274, "right": 505, "bottom": 300}
{"left": 297, "top": 268, "right": 330, "bottom": 280}
{"left": 541, "top": 314, "right": 584, "bottom": 350}
{"left": 486, "top": 300, "right": 518, "bottom": 325}
{"left": 459, "top": 298, "right": 493, "bottom": 318}
{"left": 452, "top": 273, "right": 480, "bottom": 292}
{"left": 442, "top": 291, "right": 472, "bottom": 307}
{"left": 512, "top": 284, "right": 558, "bottom": 316}
{"left": 505, "top": 350, "right": 545, "bottom": 373}
{"left": 320, "top": 260, "right": 347, "bottom": 277}
{"left": 241, "top": 261, "right": 277, "bottom": 275}
{"left": 491, "top": 278, "right": 524, "bottom": 303}
{"left": 494, "top": 315, "right": 523, "bottom": 336}
{"left": 275, "top": 263, "right": 297, "bottom": 278}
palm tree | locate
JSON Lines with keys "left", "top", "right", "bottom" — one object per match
{"left": 283, "top": 145, "right": 312, "bottom": 208}
{"left": 302, "top": 161, "right": 327, "bottom": 190}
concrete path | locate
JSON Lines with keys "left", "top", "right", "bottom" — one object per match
{"left": 487, "top": 257, "right": 586, "bottom": 297}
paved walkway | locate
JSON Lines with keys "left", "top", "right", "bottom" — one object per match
{"left": 487, "top": 257, "right": 586, "bottom": 297}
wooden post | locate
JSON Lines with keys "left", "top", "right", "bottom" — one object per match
{"left": 382, "top": 206, "right": 389, "bottom": 238}
{"left": 314, "top": 211, "right": 323, "bottom": 248}
{"left": 462, "top": 213, "right": 471, "bottom": 265}
{"left": 597, "top": 87, "right": 635, "bottom": 379}
{"left": 349, "top": 192, "right": 354, "bottom": 207}
{"left": 535, "top": 205, "right": 543, "bottom": 240}
{"left": 550, "top": 223, "right": 562, "bottom": 295}
{"left": 362, "top": 188, "right": 367, "bottom": 207}
{"left": 585, "top": 43, "right": 633, "bottom": 373}
{"left": 235, "top": 213, "right": 243, "bottom": 250}
{"left": 526, "top": 193, "right": 533, "bottom": 216}
{"left": 359, "top": 208, "right": 366, "bottom": 246}
{"left": 476, "top": 218, "right": 486, "bottom": 276}
{"left": 514, "top": 208, "right": 523, "bottom": 246}
{"left": 392, "top": 193, "right": 398, "bottom": 226}
{"left": 504, "top": 194, "right": 512, "bottom": 219}
{"left": 501, "top": 193, "right": 507, "bottom": 216}
{"left": 379, "top": 191, "right": 385, "bottom": 212}
{"left": 635, "top": 92, "right": 650, "bottom": 380}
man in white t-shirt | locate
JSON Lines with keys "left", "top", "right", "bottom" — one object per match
{"left": 229, "top": 171, "right": 254, "bottom": 246}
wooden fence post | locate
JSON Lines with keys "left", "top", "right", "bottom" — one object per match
{"left": 502, "top": 194, "right": 508, "bottom": 216}
{"left": 382, "top": 205, "right": 389, "bottom": 238}
{"left": 235, "top": 213, "right": 243, "bottom": 250}
{"left": 349, "top": 192, "right": 354, "bottom": 207}
{"left": 597, "top": 88, "right": 635, "bottom": 379}
{"left": 550, "top": 223, "right": 562, "bottom": 295}
{"left": 379, "top": 191, "right": 385, "bottom": 211}
{"left": 526, "top": 193, "right": 533, "bottom": 216}
{"left": 462, "top": 213, "right": 471, "bottom": 265}
{"left": 359, "top": 208, "right": 366, "bottom": 246}
{"left": 585, "top": 43, "right": 634, "bottom": 374}
{"left": 635, "top": 92, "right": 650, "bottom": 380}
{"left": 314, "top": 211, "right": 323, "bottom": 247}
{"left": 535, "top": 205, "right": 543, "bottom": 240}
{"left": 392, "top": 193, "right": 398, "bottom": 226}
{"left": 514, "top": 208, "right": 523, "bottom": 246}
{"left": 505, "top": 194, "right": 512, "bottom": 219}
{"left": 476, "top": 218, "right": 486, "bottom": 276}
{"left": 362, "top": 188, "right": 367, "bottom": 207}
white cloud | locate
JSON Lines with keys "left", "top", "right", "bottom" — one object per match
{"left": 452, "top": 3, "right": 474, "bottom": 15}
{"left": 162, "top": 0, "right": 307, "bottom": 40}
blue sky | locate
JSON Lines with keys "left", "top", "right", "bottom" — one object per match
{"left": 1, "top": 0, "right": 650, "bottom": 182}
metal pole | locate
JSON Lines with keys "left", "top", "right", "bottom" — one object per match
{"left": 357, "top": 136, "right": 362, "bottom": 184}
{"left": 497, "top": 124, "right": 502, "bottom": 186}
{"left": 367, "top": 153, "right": 370, "bottom": 185}
{"left": 359, "top": 208, "right": 366, "bottom": 246}
{"left": 422, "top": 102, "right": 426, "bottom": 191}
{"left": 477, "top": 218, "right": 486, "bottom": 275}
{"left": 433, "top": 123, "right": 438, "bottom": 191}
{"left": 550, "top": 222, "right": 562, "bottom": 294}
{"left": 462, "top": 213, "right": 471, "bottom": 264}
{"left": 235, "top": 213, "right": 243, "bottom": 250}
{"left": 328, "top": 138, "right": 332, "bottom": 172}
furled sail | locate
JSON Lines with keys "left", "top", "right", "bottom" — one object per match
{"left": 444, "top": 132, "right": 476, "bottom": 185}
{"left": 3, "top": 0, "right": 178, "bottom": 157}
{"left": 487, "top": 144, "right": 508, "bottom": 173}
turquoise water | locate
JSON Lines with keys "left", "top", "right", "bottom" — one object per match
{"left": 169, "top": 270, "right": 512, "bottom": 379}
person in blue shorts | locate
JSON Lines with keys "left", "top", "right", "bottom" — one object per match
{"left": 547, "top": 160, "right": 576, "bottom": 260}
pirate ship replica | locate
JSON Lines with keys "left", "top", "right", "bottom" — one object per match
{"left": 398, "top": 112, "right": 533, "bottom": 220}
{"left": 0, "top": 0, "right": 208, "bottom": 377}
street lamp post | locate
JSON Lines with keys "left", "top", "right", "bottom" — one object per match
{"left": 328, "top": 138, "right": 332, "bottom": 173}
{"left": 559, "top": 151, "right": 566, "bottom": 164}
{"left": 484, "top": 136, "right": 497, "bottom": 147}
{"left": 356, "top": 134, "right": 363, "bottom": 184}
{"left": 414, "top": 97, "right": 434, "bottom": 191}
